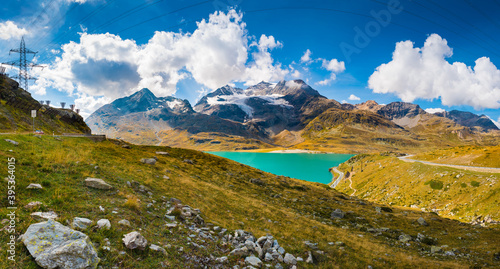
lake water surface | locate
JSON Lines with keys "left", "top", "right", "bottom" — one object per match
{"left": 207, "top": 152, "right": 354, "bottom": 184}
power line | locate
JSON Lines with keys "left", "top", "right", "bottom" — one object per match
{"left": 464, "top": 0, "right": 500, "bottom": 34}
{"left": 91, "top": 0, "right": 166, "bottom": 34}
{"left": 116, "top": 0, "right": 211, "bottom": 35}
{"left": 411, "top": 0, "right": 499, "bottom": 51}
{"left": 367, "top": 0, "right": 500, "bottom": 58}
{"left": 2, "top": 37, "right": 44, "bottom": 91}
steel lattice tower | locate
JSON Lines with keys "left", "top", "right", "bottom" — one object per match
{"left": 2, "top": 37, "right": 43, "bottom": 91}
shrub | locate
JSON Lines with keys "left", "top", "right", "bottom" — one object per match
{"left": 428, "top": 180, "right": 443, "bottom": 190}
{"left": 470, "top": 181, "right": 480, "bottom": 187}
{"left": 461, "top": 183, "right": 467, "bottom": 188}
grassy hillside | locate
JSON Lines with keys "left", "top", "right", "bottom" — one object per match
{"left": 0, "top": 75, "right": 90, "bottom": 134}
{"left": 0, "top": 135, "right": 499, "bottom": 268}
{"left": 336, "top": 153, "right": 500, "bottom": 223}
{"left": 412, "top": 145, "right": 500, "bottom": 168}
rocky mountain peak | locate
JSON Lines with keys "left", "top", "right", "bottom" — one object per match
{"left": 377, "top": 102, "right": 426, "bottom": 119}
{"left": 356, "top": 100, "right": 383, "bottom": 112}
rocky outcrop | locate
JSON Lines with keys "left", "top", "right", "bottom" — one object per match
{"left": 22, "top": 219, "right": 100, "bottom": 269}
{"left": 377, "top": 102, "right": 426, "bottom": 120}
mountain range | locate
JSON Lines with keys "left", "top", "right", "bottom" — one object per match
{"left": 86, "top": 80, "right": 499, "bottom": 152}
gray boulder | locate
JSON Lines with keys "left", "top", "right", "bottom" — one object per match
{"left": 123, "top": 231, "right": 148, "bottom": 250}
{"left": 85, "top": 178, "right": 113, "bottom": 190}
{"left": 141, "top": 158, "right": 157, "bottom": 165}
{"left": 24, "top": 201, "right": 43, "bottom": 210}
{"left": 284, "top": 253, "right": 297, "bottom": 265}
{"left": 73, "top": 217, "right": 92, "bottom": 230}
{"left": 245, "top": 256, "right": 262, "bottom": 267}
{"left": 118, "top": 219, "right": 131, "bottom": 227}
{"left": 22, "top": 219, "right": 100, "bottom": 269}
{"left": 5, "top": 139, "right": 19, "bottom": 145}
{"left": 150, "top": 244, "right": 167, "bottom": 255}
{"left": 417, "top": 217, "right": 428, "bottom": 226}
{"left": 331, "top": 209, "right": 345, "bottom": 219}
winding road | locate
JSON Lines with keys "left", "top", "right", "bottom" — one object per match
{"left": 398, "top": 155, "right": 500, "bottom": 173}
{"left": 329, "top": 167, "right": 344, "bottom": 188}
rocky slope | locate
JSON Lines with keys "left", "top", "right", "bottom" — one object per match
{"left": 1, "top": 135, "right": 499, "bottom": 268}
{"left": 0, "top": 75, "right": 90, "bottom": 134}
{"left": 435, "top": 110, "right": 499, "bottom": 131}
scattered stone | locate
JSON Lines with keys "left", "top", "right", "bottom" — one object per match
{"left": 245, "top": 256, "right": 262, "bottom": 267}
{"left": 166, "top": 223, "right": 178, "bottom": 228}
{"left": 118, "top": 219, "right": 131, "bottom": 227}
{"left": 97, "top": 219, "right": 111, "bottom": 230}
{"left": 335, "top": 241, "right": 345, "bottom": 246}
{"left": 73, "top": 217, "right": 92, "bottom": 230}
{"left": 265, "top": 252, "right": 274, "bottom": 261}
{"left": 99, "top": 206, "right": 105, "bottom": 212}
{"left": 141, "top": 158, "right": 157, "bottom": 165}
{"left": 85, "top": 178, "right": 113, "bottom": 190}
{"left": 216, "top": 256, "right": 228, "bottom": 263}
{"left": 297, "top": 257, "right": 303, "bottom": 262}
{"left": 444, "top": 251, "right": 455, "bottom": 256}
{"left": 331, "top": 209, "right": 345, "bottom": 219}
{"left": 24, "top": 201, "right": 42, "bottom": 209}
{"left": 284, "top": 253, "right": 297, "bottom": 265}
{"left": 417, "top": 217, "right": 428, "bottom": 226}
{"left": 431, "top": 246, "right": 442, "bottom": 253}
{"left": 156, "top": 151, "right": 169, "bottom": 155}
{"left": 22, "top": 219, "right": 100, "bottom": 269}
{"left": 4, "top": 139, "right": 19, "bottom": 145}
{"left": 121, "top": 144, "right": 131, "bottom": 149}
{"left": 183, "top": 159, "right": 194, "bottom": 164}
{"left": 399, "top": 234, "right": 412, "bottom": 243}
{"left": 150, "top": 244, "right": 167, "bottom": 255}
{"left": 123, "top": 231, "right": 148, "bottom": 250}
{"left": 249, "top": 178, "right": 265, "bottom": 186}
{"left": 27, "top": 183, "right": 43, "bottom": 189}
{"left": 375, "top": 207, "right": 381, "bottom": 213}
{"left": 31, "top": 211, "right": 58, "bottom": 219}
{"left": 306, "top": 251, "right": 314, "bottom": 263}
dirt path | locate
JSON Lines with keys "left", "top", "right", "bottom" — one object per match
{"left": 398, "top": 155, "right": 500, "bottom": 173}
{"left": 347, "top": 174, "right": 357, "bottom": 196}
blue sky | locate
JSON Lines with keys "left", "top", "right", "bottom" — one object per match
{"left": 1, "top": 0, "right": 500, "bottom": 125}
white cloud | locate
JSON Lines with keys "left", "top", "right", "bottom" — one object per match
{"left": 369, "top": 34, "right": 500, "bottom": 110}
{"left": 425, "top": 108, "right": 445, "bottom": 114}
{"left": 317, "top": 58, "right": 346, "bottom": 85}
{"left": 348, "top": 94, "right": 360, "bottom": 101}
{"left": 300, "top": 49, "right": 312, "bottom": 64}
{"left": 0, "top": 21, "right": 28, "bottom": 40}
{"left": 33, "top": 9, "right": 290, "bottom": 117}
{"left": 291, "top": 70, "right": 301, "bottom": 78}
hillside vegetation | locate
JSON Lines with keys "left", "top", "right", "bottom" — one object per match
{"left": 336, "top": 153, "right": 500, "bottom": 223}
{"left": 413, "top": 145, "right": 500, "bottom": 168}
{"left": 0, "top": 135, "right": 499, "bottom": 268}
{"left": 0, "top": 75, "right": 90, "bottom": 134}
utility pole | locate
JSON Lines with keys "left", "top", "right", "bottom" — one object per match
{"left": 2, "top": 37, "right": 43, "bottom": 91}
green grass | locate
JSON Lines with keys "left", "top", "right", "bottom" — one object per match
{"left": 0, "top": 135, "right": 499, "bottom": 268}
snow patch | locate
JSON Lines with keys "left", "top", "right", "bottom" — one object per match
{"left": 206, "top": 93, "right": 292, "bottom": 118}
{"left": 166, "top": 100, "right": 183, "bottom": 109}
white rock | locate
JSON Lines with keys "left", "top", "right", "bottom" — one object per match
{"left": 31, "top": 211, "right": 58, "bottom": 219}
{"left": 4, "top": 139, "right": 19, "bottom": 145}
{"left": 150, "top": 244, "right": 167, "bottom": 255}
{"left": 27, "top": 183, "right": 43, "bottom": 189}
{"left": 118, "top": 219, "right": 131, "bottom": 226}
{"left": 245, "top": 256, "right": 262, "bottom": 267}
{"left": 24, "top": 201, "right": 42, "bottom": 209}
{"left": 22, "top": 219, "right": 100, "bottom": 269}
{"left": 99, "top": 206, "right": 105, "bottom": 212}
{"left": 284, "top": 253, "right": 297, "bottom": 265}
{"left": 123, "top": 231, "right": 148, "bottom": 250}
{"left": 73, "top": 217, "right": 93, "bottom": 230}
{"left": 85, "top": 177, "right": 113, "bottom": 190}
{"left": 97, "top": 219, "right": 111, "bottom": 230}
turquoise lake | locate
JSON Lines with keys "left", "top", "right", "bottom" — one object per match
{"left": 207, "top": 152, "right": 354, "bottom": 184}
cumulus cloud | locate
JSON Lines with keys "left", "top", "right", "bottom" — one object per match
{"left": 33, "top": 10, "right": 290, "bottom": 117}
{"left": 0, "top": 21, "right": 28, "bottom": 40}
{"left": 300, "top": 49, "right": 312, "bottom": 64}
{"left": 317, "top": 58, "right": 346, "bottom": 85}
{"left": 425, "top": 108, "right": 446, "bottom": 114}
{"left": 348, "top": 94, "right": 360, "bottom": 101}
{"left": 369, "top": 34, "right": 500, "bottom": 110}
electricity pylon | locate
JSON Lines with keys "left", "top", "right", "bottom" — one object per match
{"left": 2, "top": 37, "right": 43, "bottom": 91}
